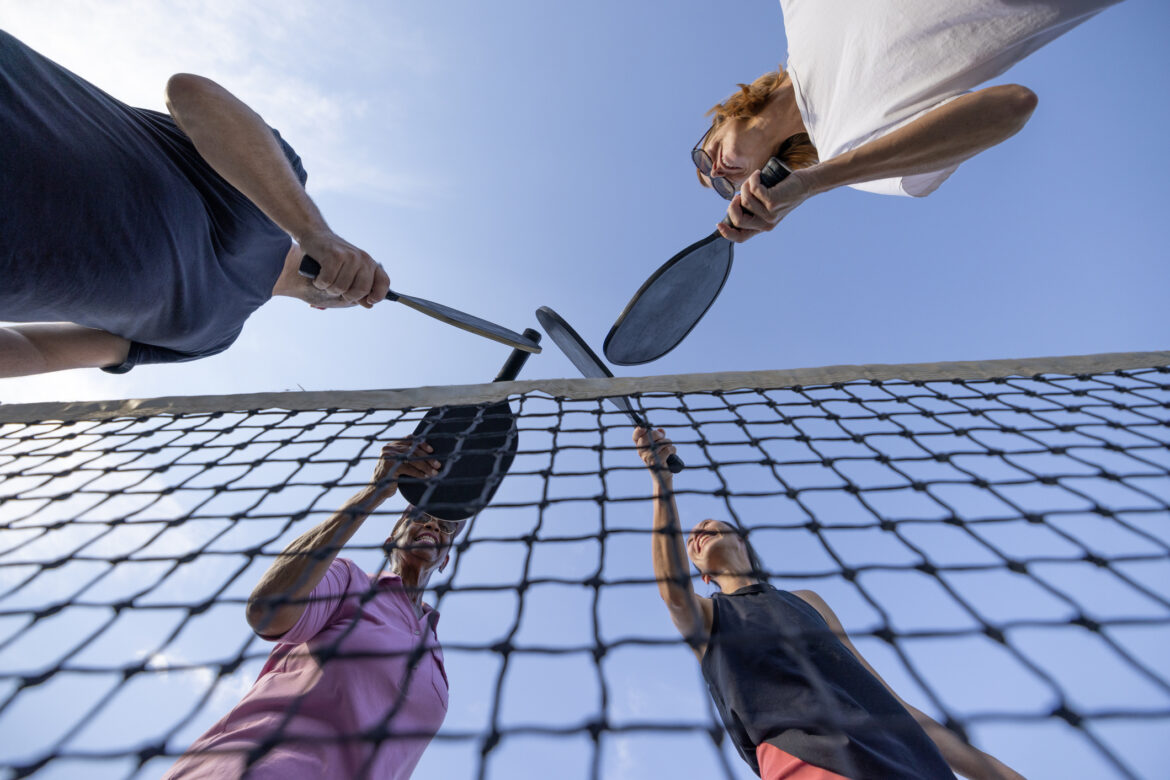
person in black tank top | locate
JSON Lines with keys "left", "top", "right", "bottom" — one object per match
{"left": 632, "top": 427, "right": 1025, "bottom": 780}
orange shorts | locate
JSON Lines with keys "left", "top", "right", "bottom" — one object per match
{"left": 756, "top": 742, "right": 851, "bottom": 780}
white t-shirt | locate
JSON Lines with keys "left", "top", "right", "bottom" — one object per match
{"left": 780, "top": 0, "right": 1122, "bottom": 196}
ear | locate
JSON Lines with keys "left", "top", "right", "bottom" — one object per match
{"left": 701, "top": 574, "right": 711, "bottom": 585}
{"left": 439, "top": 552, "right": 450, "bottom": 573}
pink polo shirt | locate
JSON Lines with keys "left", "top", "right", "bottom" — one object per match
{"left": 163, "top": 559, "right": 448, "bottom": 779}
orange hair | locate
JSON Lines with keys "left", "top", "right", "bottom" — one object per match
{"left": 697, "top": 70, "right": 819, "bottom": 187}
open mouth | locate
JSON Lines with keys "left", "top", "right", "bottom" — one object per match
{"left": 414, "top": 531, "right": 439, "bottom": 546}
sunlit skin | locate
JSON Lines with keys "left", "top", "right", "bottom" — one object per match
{"left": 694, "top": 73, "right": 1037, "bottom": 245}
{"left": 270, "top": 242, "right": 365, "bottom": 310}
{"left": 246, "top": 436, "right": 447, "bottom": 636}
{"left": 685, "top": 518, "right": 756, "bottom": 590}
{"left": 696, "top": 73, "right": 807, "bottom": 200}
{"left": 383, "top": 509, "right": 465, "bottom": 616}
{"left": 632, "top": 426, "right": 1025, "bottom": 780}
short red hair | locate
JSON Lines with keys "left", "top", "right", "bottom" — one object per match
{"left": 697, "top": 70, "right": 819, "bottom": 187}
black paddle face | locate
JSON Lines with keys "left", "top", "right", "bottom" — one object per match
{"left": 604, "top": 155, "right": 791, "bottom": 366}
{"left": 604, "top": 232, "right": 732, "bottom": 366}
{"left": 397, "top": 402, "right": 517, "bottom": 520}
{"left": 536, "top": 306, "right": 684, "bottom": 473}
{"left": 397, "top": 328, "right": 540, "bottom": 520}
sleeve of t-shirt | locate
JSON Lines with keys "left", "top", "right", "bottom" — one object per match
{"left": 100, "top": 333, "right": 239, "bottom": 374}
{"left": 273, "top": 558, "right": 365, "bottom": 645}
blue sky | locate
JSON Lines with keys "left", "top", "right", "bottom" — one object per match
{"left": 0, "top": 1, "right": 1168, "bottom": 778}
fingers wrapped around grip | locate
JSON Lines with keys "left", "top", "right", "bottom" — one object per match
{"left": 297, "top": 231, "right": 390, "bottom": 308}
{"left": 633, "top": 427, "right": 677, "bottom": 471}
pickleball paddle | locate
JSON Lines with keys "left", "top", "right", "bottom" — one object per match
{"left": 604, "top": 156, "right": 790, "bottom": 366}
{"left": 397, "top": 329, "right": 541, "bottom": 520}
{"left": 535, "top": 306, "right": 684, "bottom": 473}
{"left": 299, "top": 256, "right": 541, "bottom": 354}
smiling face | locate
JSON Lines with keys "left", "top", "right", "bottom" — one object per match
{"left": 695, "top": 117, "right": 779, "bottom": 197}
{"left": 384, "top": 508, "right": 465, "bottom": 575}
{"left": 686, "top": 518, "right": 753, "bottom": 579}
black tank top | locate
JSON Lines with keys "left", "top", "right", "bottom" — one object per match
{"left": 700, "top": 584, "right": 955, "bottom": 779}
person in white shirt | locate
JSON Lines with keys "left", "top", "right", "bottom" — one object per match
{"left": 693, "top": 0, "right": 1124, "bottom": 243}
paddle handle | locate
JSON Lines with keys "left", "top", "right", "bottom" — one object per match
{"left": 722, "top": 156, "right": 791, "bottom": 225}
{"left": 298, "top": 255, "right": 321, "bottom": 278}
{"left": 631, "top": 413, "right": 684, "bottom": 473}
{"left": 760, "top": 156, "right": 791, "bottom": 188}
{"left": 298, "top": 255, "right": 401, "bottom": 301}
{"left": 494, "top": 329, "right": 542, "bottom": 382}
{"left": 663, "top": 451, "right": 684, "bottom": 474}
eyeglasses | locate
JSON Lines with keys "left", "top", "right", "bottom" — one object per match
{"left": 692, "top": 126, "right": 738, "bottom": 201}
{"left": 408, "top": 512, "right": 464, "bottom": 537}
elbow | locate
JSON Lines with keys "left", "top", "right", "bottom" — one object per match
{"left": 989, "top": 84, "right": 1038, "bottom": 135}
{"left": 164, "top": 73, "right": 218, "bottom": 117}
{"left": 244, "top": 597, "right": 266, "bottom": 634}
{"left": 1005, "top": 84, "right": 1038, "bottom": 122}
{"left": 245, "top": 596, "right": 284, "bottom": 637}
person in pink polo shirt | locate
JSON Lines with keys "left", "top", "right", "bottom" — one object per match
{"left": 163, "top": 437, "right": 460, "bottom": 779}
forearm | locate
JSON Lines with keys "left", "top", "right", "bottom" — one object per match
{"left": 246, "top": 485, "right": 387, "bottom": 634}
{"left": 805, "top": 84, "right": 1038, "bottom": 194}
{"left": 165, "top": 74, "right": 327, "bottom": 242}
{"left": 0, "top": 324, "right": 129, "bottom": 378}
{"left": 650, "top": 477, "right": 693, "bottom": 606}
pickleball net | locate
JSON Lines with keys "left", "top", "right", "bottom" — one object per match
{"left": 0, "top": 351, "right": 1167, "bottom": 780}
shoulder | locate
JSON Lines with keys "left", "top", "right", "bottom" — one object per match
{"left": 790, "top": 589, "right": 846, "bottom": 631}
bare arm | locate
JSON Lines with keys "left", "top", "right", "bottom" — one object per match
{"left": 164, "top": 74, "right": 389, "bottom": 307}
{"left": 633, "top": 427, "right": 713, "bottom": 657}
{"left": 0, "top": 324, "right": 129, "bottom": 378}
{"left": 721, "top": 84, "right": 1039, "bottom": 242}
{"left": 793, "top": 589, "right": 1026, "bottom": 780}
{"left": 245, "top": 438, "right": 439, "bottom": 637}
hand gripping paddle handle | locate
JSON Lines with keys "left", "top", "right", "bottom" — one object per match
{"left": 631, "top": 412, "right": 684, "bottom": 474}
{"left": 721, "top": 155, "right": 791, "bottom": 227}
{"left": 298, "top": 255, "right": 399, "bottom": 301}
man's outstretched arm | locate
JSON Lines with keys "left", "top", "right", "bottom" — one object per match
{"left": 0, "top": 324, "right": 129, "bottom": 378}
{"left": 164, "top": 74, "right": 389, "bottom": 307}
{"left": 245, "top": 438, "right": 439, "bottom": 637}
{"left": 721, "top": 84, "right": 1038, "bottom": 242}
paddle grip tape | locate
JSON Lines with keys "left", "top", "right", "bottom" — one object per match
{"left": 629, "top": 410, "right": 684, "bottom": 474}
{"left": 723, "top": 156, "right": 792, "bottom": 228}
{"left": 494, "top": 330, "right": 542, "bottom": 382}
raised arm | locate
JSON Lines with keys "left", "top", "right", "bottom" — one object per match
{"left": 632, "top": 427, "right": 713, "bottom": 656}
{"left": 164, "top": 74, "right": 389, "bottom": 307}
{"left": 793, "top": 589, "right": 1026, "bottom": 780}
{"left": 0, "top": 324, "right": 129, "bottom": 378}
{"left": 245, "top": 438, "right": 439, "bottom": 637}
{"left": 721, "top": 84, "right": 1038, "bottom": 242}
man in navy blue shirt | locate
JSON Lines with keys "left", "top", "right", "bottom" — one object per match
{"left": 0, "top": 30, "right": 390, "bottom": 377}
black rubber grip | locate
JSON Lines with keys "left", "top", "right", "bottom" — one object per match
{"left": 759, "top": 156, "right": 791, "bottom": 188}
{"left": 494, "top": 329, "right": 542, "bottom": 382}
{"left": 729, "top": 156, "right": 793, "bottom": 223}
{"left": 298, "top": 255, "right": 322, "bottom": 278}
{"left": 665, "top": 453, "right": 684, "bottom": 473}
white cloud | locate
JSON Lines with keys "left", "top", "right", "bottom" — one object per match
{"left": 1, "top": 0, "right": 437, "bottom": 202}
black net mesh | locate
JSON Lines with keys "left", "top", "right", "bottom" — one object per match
{"left": 1, "top": 361, "right": 1168, "bottom": 779}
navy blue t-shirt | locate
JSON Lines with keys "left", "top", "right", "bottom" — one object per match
{"left": 0, "top": 30, "right": 308, "bottom": 372}
{"left": 701, "top": 584, "right": 956, "bottom": 779}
